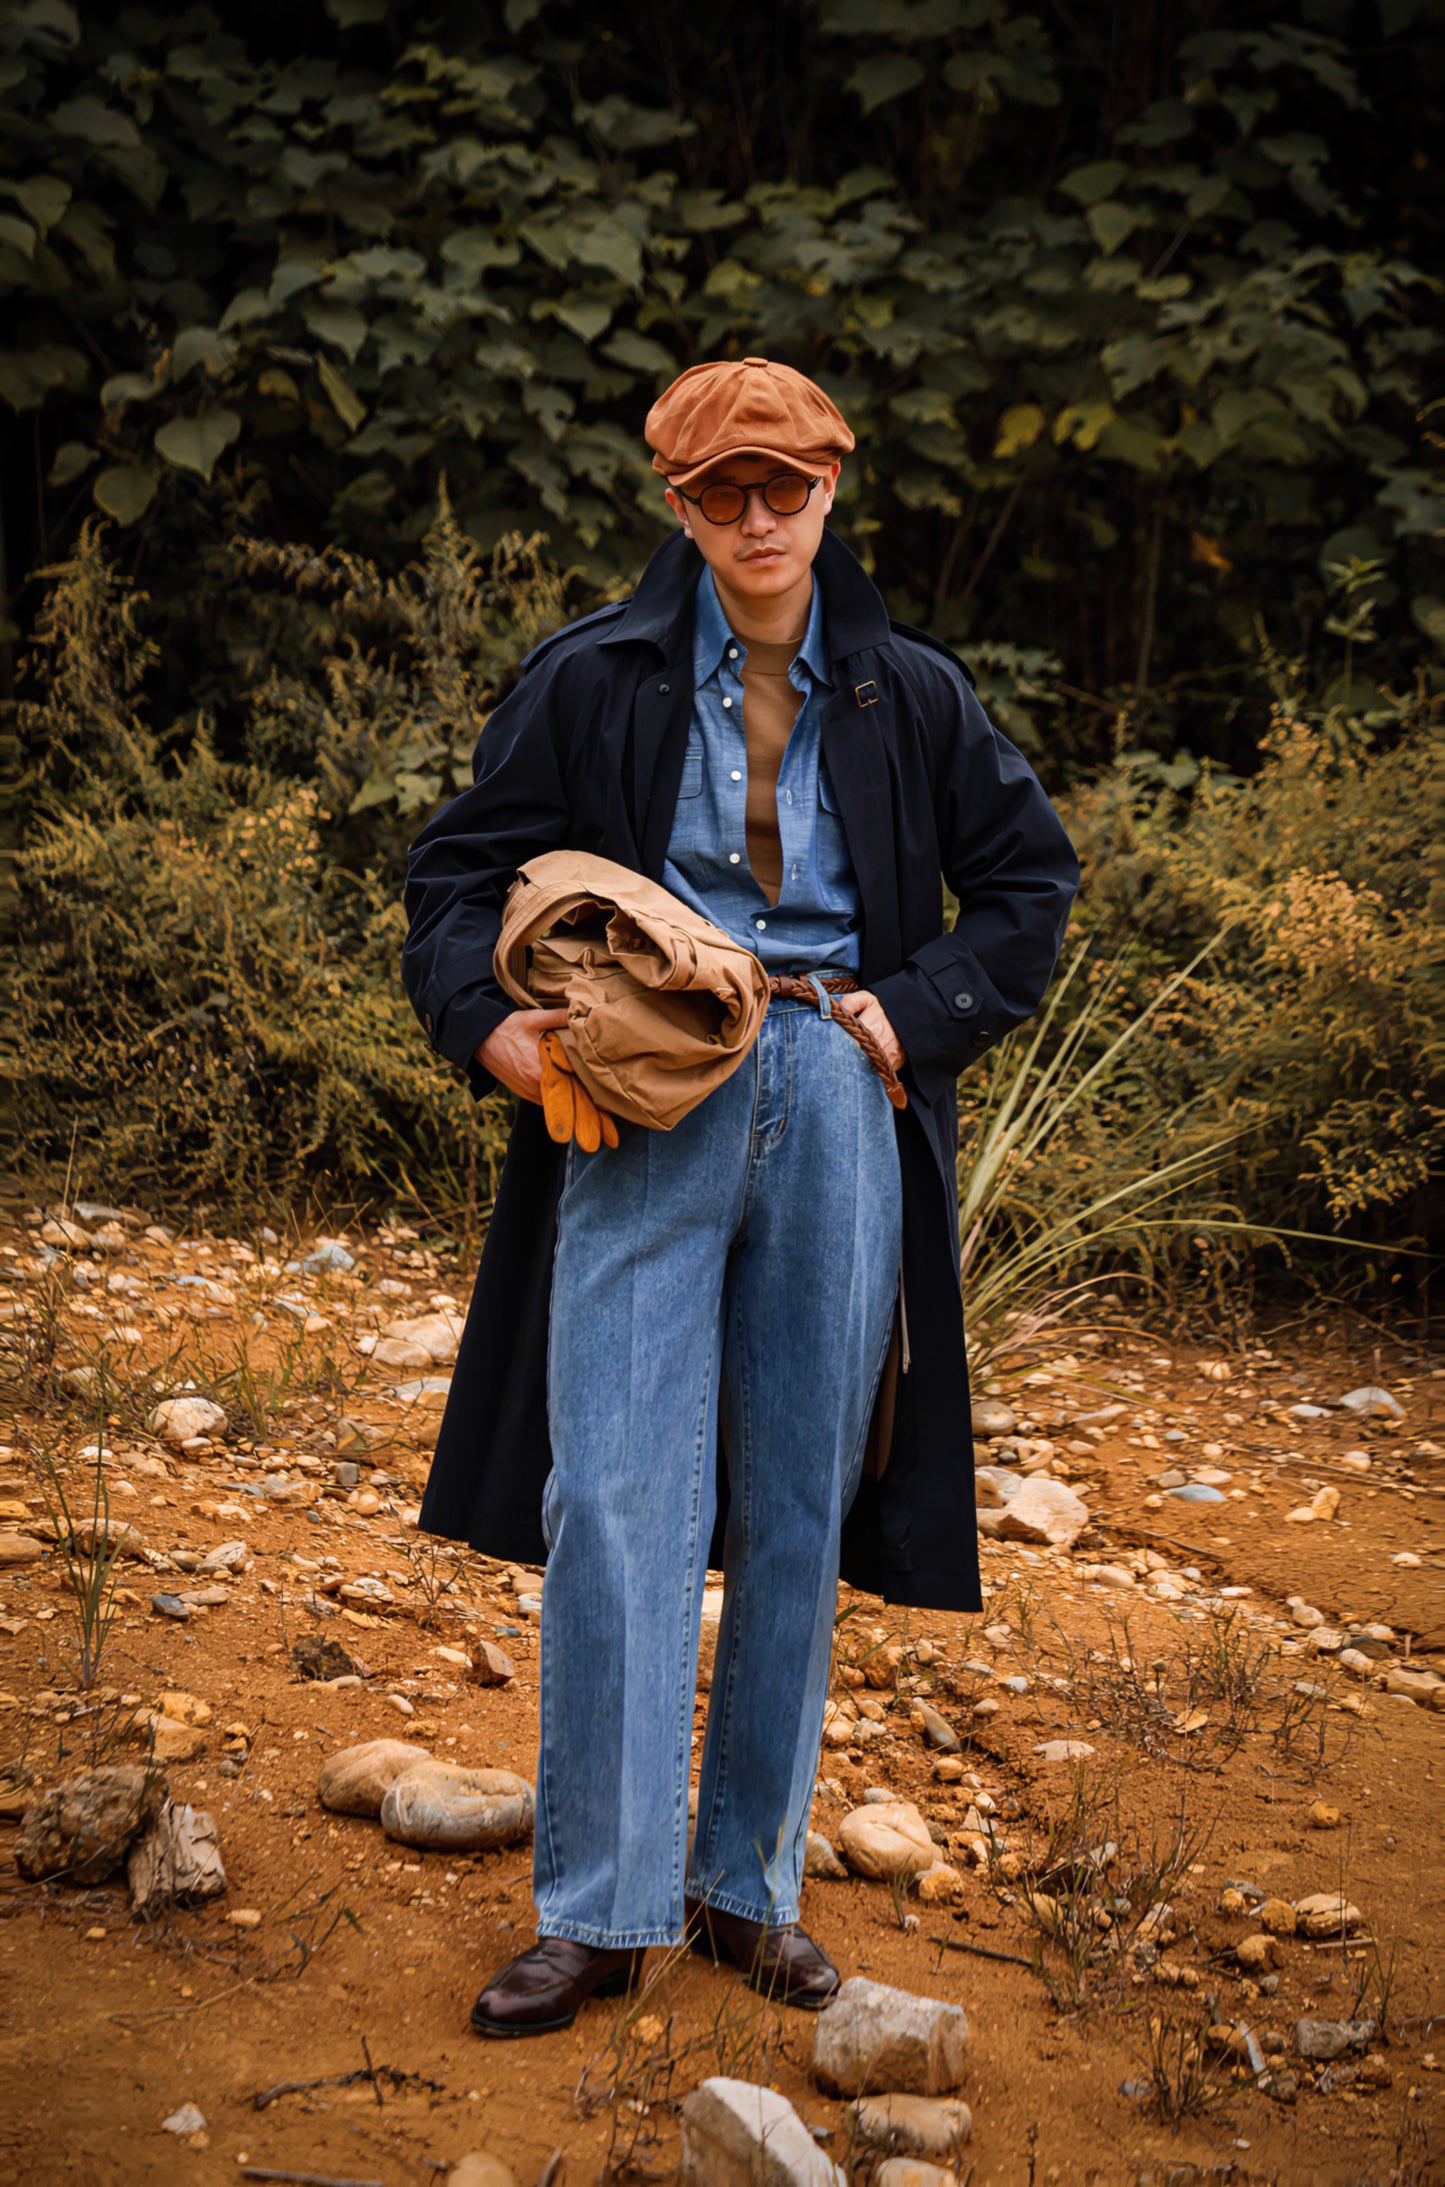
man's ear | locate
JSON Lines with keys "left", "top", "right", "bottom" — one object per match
{"left": 664, "top": 485, "right": 693, "bottom": 538}
{"left": 821, "top": 461, "right": 842, "bottom": 514}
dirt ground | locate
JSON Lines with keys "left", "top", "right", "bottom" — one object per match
{"left": 0, "top": 1210, "right": 1440, "bottom": 2187}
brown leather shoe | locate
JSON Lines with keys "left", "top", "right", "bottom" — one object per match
{"left": 470, "top": 1936, "right": 642, "bottom": 2038}
{"left": 684, "top": 1895, "right": 840, "bottom": 2010}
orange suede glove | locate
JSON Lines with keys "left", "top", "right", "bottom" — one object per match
{"left": 538, "top": 1030, "right": 619, "bottom": 1152}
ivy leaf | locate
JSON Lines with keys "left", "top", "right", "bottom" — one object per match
{"left": 3, "top": 176, "right": 71, "bottom": 232}
{"left": 0, "top": 215, "right": 36, "bottom": 260}
{"left": 845, "top": 55, "right": 925, "bottom": 114}
{"left": 995, "top": 403, "right": 1047, "bottom": 457}
{"left": 1086, "top": 201, "right": 1139, "bottom": 255}
{"left": 154, "top": 409, "right": 242, "bottom": 482}
{"left": 1053, "top": 402, "right": 1115, "bottom": 451}
{"left": 93, "top": 464, "right": 157, "bottom": 523}
{"left": 575, "top": 95, "right": 694, "bottom": 150}
{"left": 50, "top": 96, "right": 142, "bottom": 149}
{"left": 302, "top": 301, "right": 369, "bottom": 361}
{"left": 317, "top": 354, "right": 366, "bottom": 433}
{"left": 47, "top": 439, "right": 94, "bottom": 485}
{"left": 172, "top": 327, "right": 232, "bottom": 379}
{"left": 602, "top": 328, "right": 676, "bottom": 375}
{"left": 1059, "top": 160, "right": 1128, "bottom": 206}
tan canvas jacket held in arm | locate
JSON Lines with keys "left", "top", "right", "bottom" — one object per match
{"left": 494, "top": 850, "right": 771, "bottom": 1133}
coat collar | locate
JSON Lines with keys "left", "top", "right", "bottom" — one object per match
{"left": 600, "top": 526, "right": 892, "bottom": 667}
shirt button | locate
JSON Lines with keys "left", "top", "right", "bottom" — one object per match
{"left": 954, "top": 991, "right": 975, "bottom": 1011}
{"left": 729, "top": 852, "right": 741, "bottom": 864}
{"left": 727, "top": 647, "right": 739, "bottom": 660}
{"left": 730, "top": 769, "right": 742, "bottom": 781}
{"left": 755, "top": 919, "right": 767, "bottom": 931}
{"left": 722, "top": 697, "right": 733, "bottom": 710}
{"left": 786, "top": 790, "right": 793, "bottom": 805}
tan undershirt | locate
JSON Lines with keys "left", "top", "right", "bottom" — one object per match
{"left": 739, "top": 634, "right": 806, "bottom": 906}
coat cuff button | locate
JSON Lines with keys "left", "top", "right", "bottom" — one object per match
{"left": 953, "top": 990, "right": 975, "bottom": 1011}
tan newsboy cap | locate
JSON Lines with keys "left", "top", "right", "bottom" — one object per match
{"left": 646, "top": 355, "right": 855, "bottom": 487}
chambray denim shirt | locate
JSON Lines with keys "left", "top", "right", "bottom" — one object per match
{"left": 662, "top": 566, "right": 863, "bottom": 975}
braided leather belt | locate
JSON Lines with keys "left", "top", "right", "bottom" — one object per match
{"left": 767, "top": 973, "right": 908, "bottom": 1111}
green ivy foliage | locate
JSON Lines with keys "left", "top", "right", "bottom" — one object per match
{"left": 1, "top": 0, "right": 1440, "bottom": 766}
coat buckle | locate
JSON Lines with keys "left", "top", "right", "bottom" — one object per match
{"left": 854, "top": 680, "right": 879, "bottom": 708}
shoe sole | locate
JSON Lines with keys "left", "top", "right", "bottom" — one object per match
{"left": 470, "top": 1966, "right": 635, "bottom": 2038}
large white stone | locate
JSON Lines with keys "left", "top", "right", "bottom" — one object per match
{"left": 977, "top": 1476, "right": 1089, "bottom": 1549}
{"left": 812, "top": 1977, "right": 969, "bottom": 2097}
{"left": 851, "top": 2094, "right": 973, "bottom": 2160}
{"left": 679, "top": 2077, "right": 845, "bottom": 2186}
{"left": 316, "top": 1738, "right": 433, "bottom": 1817}
{"left": 380, "top": 1761, "right": 534, "bottom": 1852}
{"left": 379, "top": 1310, "right": 464, "bottom": 1365}
{"left": 149, "top": 1397, "right": 227, "bottom": 1445}
{"left": 836, "top": 1801, "right": 937, "bottom": 1882}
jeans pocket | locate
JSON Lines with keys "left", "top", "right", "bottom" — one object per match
{"left": 541, "top": 1465, "right": 561, "bottom": 1554}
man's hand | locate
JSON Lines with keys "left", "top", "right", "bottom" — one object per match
{"left": 833, "top": 989, "right": 906, "bottom": 1073}
{"left": 476, "top": 1007, "right": 570, "bottom": 1104}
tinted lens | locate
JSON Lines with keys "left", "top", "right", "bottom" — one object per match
{"left": 762, "top": 474, "right": 812, "bottom": 514}
{"left": 697, "top": 483, "right": 746, "bottom": 524}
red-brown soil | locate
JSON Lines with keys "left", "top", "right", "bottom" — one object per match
{"left": 0, "top": 1214, "right": 1440, "bottom": 2186}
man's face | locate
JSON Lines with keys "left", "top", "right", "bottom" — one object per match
{"left": 665, "top": 456, "right": 840, "bottom": 604}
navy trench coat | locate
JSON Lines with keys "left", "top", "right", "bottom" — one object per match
{"left": 402, "top": 525, "right": 1079, "bottom": 1613}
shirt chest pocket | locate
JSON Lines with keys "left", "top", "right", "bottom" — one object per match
{"left": 665, "top": 740, "right": 707, "bottom": 862}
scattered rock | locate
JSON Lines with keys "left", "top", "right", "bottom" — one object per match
{"left": 471, "top": 1640, "right": 517, "bottom": 1687}
{"left": 1295, "top": 1891, "right": 1362, "bottom": 1939}
{"left": 128, "top": 1710, "right": 206, "bottom": 1762}
{"left": 128, "top": 1801, "right": 227, "bottom": 1914}
{"left": 914, "top": 1862, "right": 963, "bottom": 1904}
{"left": 200, "top": 1539, "right": 248, "bottom": 1574}
{"left": 970, "top": 1401, "right": 1016, "bottom": 1440}
{"left": 1339, "top": 1386, "right": 1403, "bottom": 1417}
{"left": 378, "top": 1310, "right": 464, "bottom": 1365}
{"left": 162, "top": 2103, "right": 207, "bottom": 2135}
{"left": 1165, "top": 1483, "right": 1225, "bottom": 1504}
{"left": 874, "top": 2166, "right": 958, "bottom": 2187}
{"left": 837, "top": 1801, "right": 937, "bottom": 1882}
{"left": 317, "top": 1739, "right": 434, "bottom": 1817}
{"left": 971, "top": 1466, "right": 1021, "bottom": 1511}
{"left": 1390, "top": 1552, "right": 1422, "bottom": 1568}
{"left": 298, "top": 1241, "right": 355, "bottom": 1275}
{"left": 910, "top": 1703, "right": 960, "bottom": 1754}
{"left": 68, "top": 1516, "right": 144, "bottom": 1557}
{"left": 850, "top": 2093, "right": 972, "bottom": 2160}
{"left": 150, "top": 1594, "right": 190, "bottom": 1622}
{"left": 1384, "top": 1666, "right": 1442, "bottom": 1704}
{"left": 977, "top": 1477, "right": 1089, "bottom": 1550}
{"left": 292, "top": 1634, "right": 359, "bottom": 1683}
{"left": 805, "top": 1831, "right": 849, "bottom": 1881}
{"left": 1033, "top": 1740, "right": 1095, "bottom": 1763}
{"left": 0, "top": 1534, "right": 48, "bottom": 1566}
{"left": 380, "top": 1762, "right": 535, "bottom": 1852}
{"left": 1309, "top": 1799, "right": 1342, "bottom": 1829}
{"left": 1256, "top": 1898, "right": 1298, "bottom": 1936}
{"left": 445, "top": 2157, "right": 517, "bottom": 2187}
{"left": 1236, "top": 1933, "right": 1278, "bottom": 1973}
{"left": 228, "top": 1907, "right": 263, "bottom": 1928}
{"left": 680, "top": 2076, "right": 845, "bottom": 2186}
{"left": 1295, "top": 2017, "right": 1375, "bottom": 2061}
{"left": 15, "top": 1764, "right": 165, "bottom": 1884}
{"left": 149, "top": 1397, "right": 227, "bottom": 1445}
{"left": 812, "top": 1976, "right": 969, "bottom": 2097}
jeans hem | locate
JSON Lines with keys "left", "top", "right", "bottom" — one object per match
{"left": 685, "top": 1881, "right": 801, "bottom": 1928}
{"left": 535, "top": 1916, "right": 681, "bottom": 1951}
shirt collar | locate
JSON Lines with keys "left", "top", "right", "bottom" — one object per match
{"left": 692, "top": 564, "right": 832, "bottom": 688}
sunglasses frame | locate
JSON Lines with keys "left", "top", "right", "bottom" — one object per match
{"left": 673, "top": 472, "right": 823, "bottom": 526}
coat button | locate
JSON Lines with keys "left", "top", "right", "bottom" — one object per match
{"left": 658, "top": 682, "right": 671, "bottom": 694}
{"left": 954, "top": 991, "right": 975, "bottom": 1011}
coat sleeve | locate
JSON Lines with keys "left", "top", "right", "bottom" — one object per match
{"left": 870, "top": 668, "right": 1080, "bottom": 1105}
{"left": 401, "top": 664, "right": 573, "bottom": 1099}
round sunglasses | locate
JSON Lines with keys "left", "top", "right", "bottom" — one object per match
{"left": 674, "top": 472, "right": 822, "bottom": 526}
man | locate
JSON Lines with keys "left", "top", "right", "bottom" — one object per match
{"left": 402, "top": 356, "right": 1079, "bottom": 2038}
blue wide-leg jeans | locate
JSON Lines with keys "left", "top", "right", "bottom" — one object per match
{"left": 533, "top": 993, "right": 903, "bottom": 1948}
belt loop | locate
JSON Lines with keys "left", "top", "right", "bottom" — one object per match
{"left": 806, "top": 975, "right": 833, "bottom": 1021}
